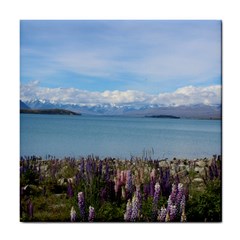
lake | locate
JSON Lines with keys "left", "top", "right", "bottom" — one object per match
{"left": 20, "top": 114, "right": 221, "bottom": 159}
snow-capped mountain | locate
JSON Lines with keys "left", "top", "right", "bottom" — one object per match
{"left": 22, "top": 99, "right": 221, "bottom": 119}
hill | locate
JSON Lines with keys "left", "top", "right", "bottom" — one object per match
{"left": 20, "top": 109, "right": 81, "bottom": 115}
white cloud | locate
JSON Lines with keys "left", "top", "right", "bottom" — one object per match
{"left": 21, "top": 81, "right": 221, "bottom": 107}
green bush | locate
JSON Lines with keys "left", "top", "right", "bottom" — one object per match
{"left": 186, "top": 178, "right": 222, "bottom": 222}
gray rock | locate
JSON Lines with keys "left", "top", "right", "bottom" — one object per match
{"left": 159, "top": 160, "right": 169, "bottom": 168}
{"left": 58, "top": 178, "right": 67, "bottom": 186}
{"left": 196, "top": 160, "right": 206, "bottom": 168}
{"left": 178, "top": 164, "right": 186, "bottom": 171}
{"left": 177, "top": 169, "right": 188, "bottom": 178}
{"left": 192, "top": 177, "right": 204, "bottom": 183}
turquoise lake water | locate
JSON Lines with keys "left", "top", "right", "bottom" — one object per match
{"left": 20, "top": 114, "right": 221, "bottom": 159}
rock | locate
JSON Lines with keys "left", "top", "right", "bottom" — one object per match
{"left": 177, "top": 169, "right": 188, "bottom": 178}
{"left": 194, "top": 166, "right": 205, "bottom": 174}
{"left": 58, "top": 178, "right": 67, "bottom": 186}
{"left": 192, "top": 177, "right": 204, "bottom": 183}
{"left": 171, "top": 163, "right": 180, "bottom": 173}
{"left": 207, "top": 159, "right": 213, "bottom": 167}
{"left": 196, "top": 160, "right": 206, "bottom": 168}
{"left": 22, "top": 184, "right": 42, "bottom": 195}
{"left": 40, "top": 165, "right": 48, "bottom": 173}
{"left": 67, "top": 176, "right": 76, "bottom": 184}
{"left": 159, "top": 160, "right": 169, "bottom": 168}
{"left": 178, "top": 164, "right": 186, "bottom": 171}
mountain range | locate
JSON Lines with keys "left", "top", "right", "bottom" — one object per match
{"left": 20, "top": 99, "right": 221, "bottom": 119}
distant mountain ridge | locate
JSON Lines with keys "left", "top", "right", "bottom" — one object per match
{"left": 20, "top": 100, "right": 30, "bottom": 110}
{"left": 21, "top": 99, "right": 221, "bottom": 119}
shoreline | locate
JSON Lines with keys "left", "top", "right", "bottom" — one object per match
{"left": 20, "top": 155, "right": 222, "bottom": 187}
{"left": 20, "top": 155, "right": 221, "bottom": 162}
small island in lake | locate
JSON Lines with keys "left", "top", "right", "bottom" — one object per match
{"left": 145, "top": 115, "right": 180, "bottom": 119}
{"left": 20, "top": 109, "right": 81, "bottom": 115}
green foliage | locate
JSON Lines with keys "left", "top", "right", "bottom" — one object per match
{"left": 97, "top": 202, "right": 125, "bottom": 222}
{"left": 20, "top": 168, "right": 39, "bottom": 186}
{"left": 141, "top": 197, "right": 153, "bottom": 221}
{"left": 186, "top": 178, "right": 222, "bottom": 222}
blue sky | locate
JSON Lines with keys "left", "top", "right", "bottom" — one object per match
{"left": 20, "top": 20, "right": 222, "bottom": 106}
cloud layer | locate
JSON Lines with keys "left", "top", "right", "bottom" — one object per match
{"left": 21, "top": 81, "right": 221, "bottom": 107}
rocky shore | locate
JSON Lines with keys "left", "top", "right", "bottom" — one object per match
{"left": 21, "top": 155, "right": 221, "bottom": 191}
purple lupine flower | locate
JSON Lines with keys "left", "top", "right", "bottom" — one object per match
{"left": 167, "top": 195, "right": 172, "bottom": 209}
{"left": 131, "top": 194, "right": 139, "bottom": 222}
{"left": 150, "top": 179, "right": 155, "bottom": 197}
{"left": 158, "top": 206, "right": 167, "bottom": 222}
{"left": 176, "top": 183, "right": 186, "bottom": 215}
{"left": 70, "top": 206, "right": 77, "bottom": 222}
{"left": 209, "top": 166, "right": 214, "bottom": 180}
{"left": 136, "top": 188, "right": 142, "bottom": 213}
{"left": 75, "top": 172, "right": 80, "bottom": 186}
{"left": 170, "top": 183, "right": 178, "bottom": 204}
{"left": 180, "top": 195, "right": 186, "bottom": 214}
{"left": 153, "top": 182, "right": 160, "bottom": 206}
{"left": 67, "top": 180, "right": 74, "bottom": 198}
{"left": 88, "top": 206, "right": 95, "bottom": 222}
{"left": 176, "top": 183, "right": 184, "bottom": 205}
{"left": 143, "top": 183, "right": 150, "bottom": 200}
{"left": 152, "top": 182, "right": 161, "bottom": 218}
{"left": 126, "top": 170, "right": 133, "bottom": 194}
{"left": 86, "top": 158, "right": 92, "bottom": 175}
{"left": 80, "top": 159, "right": 84, "bottom": 176}
{"left": 174, "top": 174, "right": 180, "bottom": 185}
{"left": 98, "top": 160, "right": 102, "bottom": 176}
{"left": 78, "top": 192, "right": 85, "bottom": 220}
{"left": 124, "top": 199, "right": 132, "bottom": 221}
{"left": 105, "top": 162, "right": 110, "bottom": 181}
{"left": 169, "top": 205, "right": 177, "bottom": 221}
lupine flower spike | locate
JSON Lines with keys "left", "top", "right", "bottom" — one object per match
{"left": 131, "top": 194, "right": 139, "bottom": 222}
{"left": 158, "top": 206, "right": 167, "bottom": 222}
{"left": 70, "top": 206, "right": 76, "bottom": 222}
{"left": 153, "top": 182, "right": 161, "bottom": 219}
{"left": 78, "top": 192, "right": 85, "bottom": 221}
{"left": 88, "top": 206, "right": 95, "bottom": 222}
{"left": 124, "top": 199, "right": 132, "bottom": 221}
